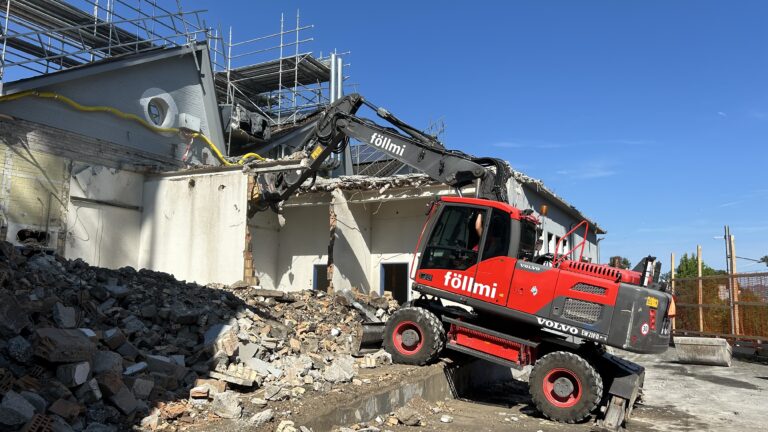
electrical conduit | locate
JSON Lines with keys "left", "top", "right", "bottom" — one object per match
{"left": 0, "top": 90, "right": 263, "bottom": 166}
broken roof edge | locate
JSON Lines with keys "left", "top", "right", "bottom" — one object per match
{"left": 297, "top": 170, "right": 606, "bottom": 235}
{"left": 511, "top": 171, "right": 606, "bottom": 235}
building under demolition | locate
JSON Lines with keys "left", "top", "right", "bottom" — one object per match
{"left": 0, "top": 0, "right": 604, "bottom": 304}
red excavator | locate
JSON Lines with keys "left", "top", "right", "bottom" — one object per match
{"left": 248, "top": 94, "right": 675, "bottom": 430}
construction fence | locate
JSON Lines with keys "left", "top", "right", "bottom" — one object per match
{"left": 672, "top": 272, "right": 768, "bottom": 341}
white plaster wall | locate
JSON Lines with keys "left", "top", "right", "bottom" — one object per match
{"left": 369, "top": 199, "right": 427, "bottom": 298}
{"left": 248, "top": 210, "right": 280, "bottom": 290}
{"left": 331, "top": 190, "right": 372, "bottom": 293}
{"left": 138, "top": 170, "right": 247, "bottom": 285}
{"left": 64, "top": 163, "right": 143, "bottom": 269}
{"left": 274, "top": 205, "right": 329, "bottom": 292}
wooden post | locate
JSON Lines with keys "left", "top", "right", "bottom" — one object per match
{"left": 729, "top": 235, "right": 740, "bottom": 335}
{"left": 670, "top": 252, "right": 676, "bottom": 331}
{"left": 697, "top": 245, "right": 704, "bottom": 333}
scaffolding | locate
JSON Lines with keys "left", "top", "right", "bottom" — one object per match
{"left": 0, "top": 0, "right": 211, "bottom": 91}
{"left": 211, "top": 10, "right": 345, "bottom": 132}
{"left": 0, "top": 2, "right": 351, "bottom": 159}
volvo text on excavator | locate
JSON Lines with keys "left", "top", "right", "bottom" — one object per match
{"left": 246, "top": 94, "right": 676, "bottom": 431}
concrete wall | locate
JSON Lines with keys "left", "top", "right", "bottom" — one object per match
{"left": 1, "top": 45, "right": 224, "bottom": 165}
{"left": 64, "top": 163, "right": 144, "bottom": 269}
{"left": 272, "top": 204, "right": 330, "bottom": 292}
{"left": 369, "top": 199, "right": 426, "bottom": 297}
{"left": 0, "top": 145, "right": 69, "bottom": 251}
{"left": 138, "top": 170, "right": 247, "bottom": 285}
{"left": 247, "top": 210, "right": 281, "bottom": 290}
{"left": 332, "top": 190, "right": 373, "bottom": 293}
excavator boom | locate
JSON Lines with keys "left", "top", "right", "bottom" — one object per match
{"left": 248, "top": 94, "right": 510, "bottom": 213}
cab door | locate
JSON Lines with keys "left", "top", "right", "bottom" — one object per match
{"left": 472, "top": 208, "right": 515, "bottom": 305}
{"left": 414, "top": 204, "right": 485, "bottom": 299}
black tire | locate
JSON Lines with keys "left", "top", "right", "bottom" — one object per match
{"left": 529, "top": 351, "right": 604, "bottom": 423}
{"left": 383, "top": 307, "right": 445, "bottom": 365}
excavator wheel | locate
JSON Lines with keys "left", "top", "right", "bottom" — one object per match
{"left": 383, "top": 307, "right": 445, "bottom": 365}
{"left": 529, "top": 351, "right": 604, "bottom": 424}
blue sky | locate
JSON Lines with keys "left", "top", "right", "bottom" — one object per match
{"left": 190, "top": 0, "right": 768, "bottom": 270}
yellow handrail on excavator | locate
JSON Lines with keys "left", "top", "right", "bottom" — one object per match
{"left": 0, "top": 90, "right": 264, "bottom": 166}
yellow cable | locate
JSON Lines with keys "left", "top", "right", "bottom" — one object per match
{"left": 0, "top": 90, "right": 264, "bottom": 166}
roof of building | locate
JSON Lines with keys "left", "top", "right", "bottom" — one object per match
{"left": 294, "top": 171, "right": 606, "bottom": 234}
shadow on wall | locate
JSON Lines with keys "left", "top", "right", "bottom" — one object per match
{"left": 0, "top": 241, "right": 384, "bottom": 431}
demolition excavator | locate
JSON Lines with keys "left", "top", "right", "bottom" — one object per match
{"left": 247, "top": 94, "right": 675, "bottom": 431}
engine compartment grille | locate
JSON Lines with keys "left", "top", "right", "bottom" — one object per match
{"left": 572, "top": 283, "right": 607, "bottom": 296}
{"left": 563, "top": 298, "right": 603, "bottom": 324}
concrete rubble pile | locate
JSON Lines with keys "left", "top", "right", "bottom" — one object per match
{"left": 0, "top": 242, "right": 398, "bottom": 431}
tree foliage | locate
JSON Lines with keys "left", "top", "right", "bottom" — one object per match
{"left": 674, "top": 253, "right": 726, "bottom": 278}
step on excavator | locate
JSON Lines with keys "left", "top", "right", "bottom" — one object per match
{"left": 246, "top": 94, "right": 676, "bottom": 431}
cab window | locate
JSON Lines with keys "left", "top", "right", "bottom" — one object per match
{"left": 421, "top": 205, "right": 483, "bottom": 270}
{"left": 518, "top": 220, "right": 538, "bottom": 260}
{"left": 481, "top": 209, "right": 511, "bottom": 261}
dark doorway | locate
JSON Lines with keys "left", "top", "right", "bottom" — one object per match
{"left": 313, "top": 264, "right": 330, "bottom": 292}
{"left": 382, "top": 263, "right": 409, "bottom": 305}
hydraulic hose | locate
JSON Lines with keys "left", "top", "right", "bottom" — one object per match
{"left": 0, "top": 90, "right": 263, "bottom": 166}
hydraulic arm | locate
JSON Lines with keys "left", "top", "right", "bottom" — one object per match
{"left": 250, "top": 94, "right": 511, "bottom": 213}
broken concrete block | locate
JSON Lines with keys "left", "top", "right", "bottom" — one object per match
{"left": 115, "top": 342, "right": 139, "bottom": 362}
{"left": 245, "top": 357, "right": 283, "bottom": 378}
{"left": 263, "top": 384, "right": 290, "bottom": 401}
{"left": 395, "top": 406, "right": 421, "bottom": 426}
{"left": 209, "top": 362, "right": 259, "bottom": 387}
{"left": 131, "top": 378, "right": 154, "bottom": 400}
{"left": 103, "top": 328, "right": 126, "bottom": 350}
{"left": 56, "top": 361, "right": 91, "bottom": 387}
{"left": 193, "top": 378, "right": 226, "bottom": 396}
{"left": 83, "top": 422, "right": 116, "bottom": 432}
{"left": 78, "top": 328, "right": 98, "bottom": 342}
{"left": 92, "top": 351, "right": 123, "bottom": 375}
{"left": 123, "top": 362, "right": 148, "bottom": 376}
{"left": 2, "top": 390, "right": 36, "bottom": 423}
{"left": 189, "top": 386, "right": 209, "bottom": 399}
{"left": 108, "top": 385, "right": 137, "bottom": 415}
{"left": 275, "top": 420, "right": 298, "bottom": 432}
{"left": 0, "top": 293, "right": 30, "bottom": 337}
{"left": 53, "top": 303, "right": 77, "bottom": 329}
{"left": 204, "top": 323, "right": 239, "bottom": 356}
{"left": 35, "top": 328, "right": 96, "bottom": 363}
{"left": 249, "top": 408, "right": 274, "bottom": 427}
{"left": 0, "top": 406, "right": 27, "bottom": 429}
{"left": 96, "top": 371, "right": 124, "bottom": 397}
{"left": 139, "top": 305, "right": 158, "bottom": 319}
{"left": 104, "top": 280, "right": 129, "bottom": 299}
{"left": 170, "top": 309, "right": 199, "bottom": 325}
{"left": 19, "top": 390, "right": 47, "bottom": 413}
{"left": 322, "top": 355, "right": 357, "bottom": 383}
{"left": 7, "top": 335, "right": 33, "bottom": 363}
{"left": 211, "top": 391, "right": 241, "bottom": 419}
{"left": 674, "top": 336, "right": 733, "bottom": 367}
{"left": 237, "top": 342, "right": 261, "bottom": 361}
{"left": 74, "top": 378, "right": 102, "bottom": 404}
{"left": 146, "top": 355, "right": 186, "bottom": 379}
{"left": 47, "top": 398, "right": 82, "bottom": 421}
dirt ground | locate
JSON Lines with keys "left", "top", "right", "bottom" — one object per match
{"left": 332, "top": 350, "right": 768, "bottom": 432}
{"left": 175, "top": 348, "right": 767, "bottom": 432}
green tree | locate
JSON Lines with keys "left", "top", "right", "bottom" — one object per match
{"left": 674, "top": 253, "right": 726, "bottom": 278}
{"left": 759, "top": 255, "right": 768, "bottom": 266}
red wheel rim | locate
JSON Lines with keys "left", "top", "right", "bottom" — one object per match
{"left": 542, "top": 368, "right": 582, "bottom": 408}
{"left": 392, "top": 320, "right": 424, "bottom": 356}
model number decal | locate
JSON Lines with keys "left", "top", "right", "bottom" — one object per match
{"left": 536, "top": 317, "right": 607, "bottom": 342}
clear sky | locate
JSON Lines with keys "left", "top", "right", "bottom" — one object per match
{"left": 187, "top": 0, "right": 768, "bottom": 271}
{"left": 2, "top": 1, "right": 711, "bottom": 270}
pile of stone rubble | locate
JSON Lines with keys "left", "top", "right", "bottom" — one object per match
{"left": 0, "top": 242, "right": 398, "bottom": 431}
